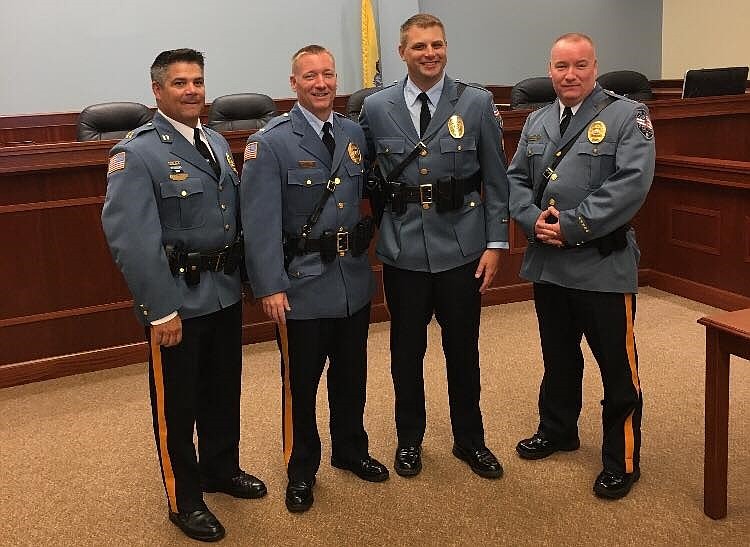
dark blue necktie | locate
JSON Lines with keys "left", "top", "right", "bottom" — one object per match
{"left": 559, "top": 106, "right": 573, "bottom": 136}
{"left": 194, "top": 127, "right": 220, "bottom": 177}
{"left": 322, "top": 121, "right": 335, "bottom": 159}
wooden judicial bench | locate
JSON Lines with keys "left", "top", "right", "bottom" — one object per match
{"left": 698, "top": 308, "right": 750, "bottom": 519}
{"left": 1, "top": 83, "right": 749, "bottom": 389}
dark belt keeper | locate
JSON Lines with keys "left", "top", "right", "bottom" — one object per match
{"left": 435, "top": 177, "right": 463, "bottom": 212}
{"left": 185, "top": 252, "right": 201, "bottom": 286}
{"left": 223, "top": 238, "right": 243, "bottom": 275}
{"left": 388, "top": 181, "right": 407, "bottom": 215}
{"left": 352, "top": 216, "right": 374, "bottom": 256}
{"left": 318, "top": 230, "right": 337, "bottom": 263}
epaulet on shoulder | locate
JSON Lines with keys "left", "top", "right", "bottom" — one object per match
{"left": 601, "top": 88, "right": 635, "bottom": 104}
{"left": 532, "top": 102, "right": 554, "bottom": 117}
{"left": 122, "top": 121, "right": 156, "bottom": 142}
{"left": 258, "top": 113, "right": 291, "bottom": 133}
{"left": 457, "top": 80, "right": 488, "bottom": 92}
{"left": 383, "top": 80, "right": 399, "bottom": 90}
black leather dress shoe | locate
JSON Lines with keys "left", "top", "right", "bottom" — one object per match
{"left": 331, "top": 455, "right": 389, "bottom": 482}
{"left": 285, "top": 478, "right": 315, "bottom": 513}
{"left": 452, "top": 444, "right": 503, "bottom": 479}
{"left": 168, "top": 508, "right": 225, "bottom": 542}
{"left": 593, "top": 468, "right": 641, "bottom": 499}
{"left": 394, "top": 445, "right": 422, "bottom": 477}
{"left": 515, "top": 433, "right": 580, "bottom": 460}
{"left": 202, "top": 470, "right": 267, "bottom": 499}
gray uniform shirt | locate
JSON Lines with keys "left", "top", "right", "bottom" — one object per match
{"left": 360, "top": 75, "right": 510, "bottom": 273}
{"left": 101, "top": 112, "right": 242, "bottom": 325}
{"left": 241, "top": 105, "right": 373, "bottom": 320}
{"left": 507, "top": 85, "right": 656, "bottom": 293}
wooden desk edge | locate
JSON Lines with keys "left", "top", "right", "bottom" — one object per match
{"left": 698, "top": 308, "right": 750, "bottom": 338}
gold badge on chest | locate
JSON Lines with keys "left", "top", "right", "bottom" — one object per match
{"left": 587, "top": 120, "right": 606, "bottom": 144}
{"left": 447, "top": 114, "right": 464, "bottom": 139}
{"left": 347, "top": 142, "right": 362, "bottom": 164}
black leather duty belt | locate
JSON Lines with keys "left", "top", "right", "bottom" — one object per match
{"left": 387, "top": 176, "right": 478, "bottom": 205}
{"left": 165, "top": 244, "right": 242, "bottom": 275}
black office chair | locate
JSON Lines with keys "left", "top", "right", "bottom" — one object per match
{"left": 346, "top": 87, "right": 381, "bottom": 120}
{"left": 597, "top": 70, "right": 653, "bottom": 101}
{"left": 206, "top": 93, "right": 277, "bottom": 131}
{"left": 509, "top": 77, "right": 556, "bottom": 110}
{"left": 76, "top": 102, "right": 153, "bottom": 141}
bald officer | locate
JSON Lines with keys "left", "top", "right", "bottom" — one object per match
{"left": 102, "top": 49, "right": 265, "bottom": 542}
{"left": 507, "top": 33, "right": 655, "bottom": 499}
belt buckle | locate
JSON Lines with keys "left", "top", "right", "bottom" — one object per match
{"left": 326, "top": 179, "right": 336, "bottom": 192}
{"left": 543, "top": 167, "right": 554, "bottom": 180}
{"left": 419, "top": 183, "right": 433, "bottom": 209}
{"left": 336, "top": 231, "right": 349, "bottom": 256}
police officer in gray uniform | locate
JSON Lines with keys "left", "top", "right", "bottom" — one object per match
{"left": 359, "top": 13, "right": 509, "bottom": 479}
{"left": 241, "top": 45, "right": 388, "bottom": 514}
{"left": 102, "top": 49, "right": 266, "bottom": 542}
{"left": 507, "top": 33, "right": 655, "bottom": 499}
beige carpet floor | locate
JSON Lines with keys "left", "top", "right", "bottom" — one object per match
{"left": 1, "top": 287, "right": 748, "bottom": 546}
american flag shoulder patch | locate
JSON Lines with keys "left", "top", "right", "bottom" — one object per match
{"left": 244, "top": 141, "right": 258, "bottom": 161}
{"left": 107, "top": 152, "right": 126, "bottom": 175}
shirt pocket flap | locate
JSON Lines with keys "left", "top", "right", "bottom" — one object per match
{"left": 526, "top": 142, "right": 546, "bottom": 156}
{"left": 376, "top": 138, "right": 405, "bottom": 155}
{"left": 440, "top": 136, "right": 477, "bottom": 153}
{"left": 575, "top": 141, "right": 616, "bottom": 156}
{"left": 287, "top": 168, "right": 329, "bottom": 187}
{"left": 160, "top": 178, "right": 204, "bottom": 198}
{"left": 344, "top": 161, "right": 364, "bottom": 177}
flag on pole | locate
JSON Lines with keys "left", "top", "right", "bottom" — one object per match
{"left": 361, "top": 0, "right": 381, "bottom": 88}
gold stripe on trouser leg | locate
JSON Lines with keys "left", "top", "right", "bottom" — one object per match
{"left": 150, "top": 331, "right": 178, "bottom": 512}
{"left": 279, "top": 322, "right": 294, "bottom": 465}
{"left": 623, "top": 294, "right": 640, "bottom": 473}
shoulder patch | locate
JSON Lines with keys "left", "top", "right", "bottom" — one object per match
{"left": 634, "top": 108, "right": 654, "bottom": 140}
{"left": 107, "top": 151, "right": 126, "bottom": 175}
{"left": 244, "top": 141, "right": 259, "bottom": 162}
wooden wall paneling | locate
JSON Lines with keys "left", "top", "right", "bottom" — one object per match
{"left": 650, "top": 157, "right": 750, "bottom": 299}
{"left": 668, "top": 205, "right": 721, "bottom": 255}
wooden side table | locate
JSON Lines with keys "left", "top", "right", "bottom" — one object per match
{"left": 697, "top": 308, "right": 750, "bottom": 519}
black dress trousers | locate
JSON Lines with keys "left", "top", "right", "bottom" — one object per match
{"left": 281, "top": 303, "right": 371, "bottom": 482}
{"left": 383, "top": 259, "right": 486, "bottom": 450}
{"left": 147, "top": 302, "right": 243, "bottom": 513}
{"left": 533, "top": 283, "right": 642, "bottom": 474}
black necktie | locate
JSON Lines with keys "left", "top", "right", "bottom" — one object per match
{"left": 322, "top": 121, "right": 335, "bottom": 159}
{"left": 193, "top": 127, "right": 220, "bottom": 177}
{"left": 559, "top": 106, "right": 573, "bottom": 136}
{"left": 418, "top": 92, "right": 431, "bottom": 137}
